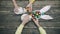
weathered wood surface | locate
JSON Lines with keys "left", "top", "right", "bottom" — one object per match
{"left": 0, "top": 0, "right": 60, "bottom": 34}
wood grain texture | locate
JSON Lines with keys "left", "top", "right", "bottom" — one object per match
{"left": 0, "top": 0, "right": 60, "bottom": 34}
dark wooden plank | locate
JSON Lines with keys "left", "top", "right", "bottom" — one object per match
{"left": 0, "top": 0, "right": 60, "bottom": 34}
{"left": 0, "top": 28, "right": 60, "bottom": 34}
{"left": 0, "top": 1, "right": 60, "bottom": 7}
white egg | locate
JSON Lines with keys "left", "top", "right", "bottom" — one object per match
{"left": 14, "top": 7, "right": 27, "bottom": 14}
{"left": 21, "top": 14, "right": 32, "bottom": 21}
